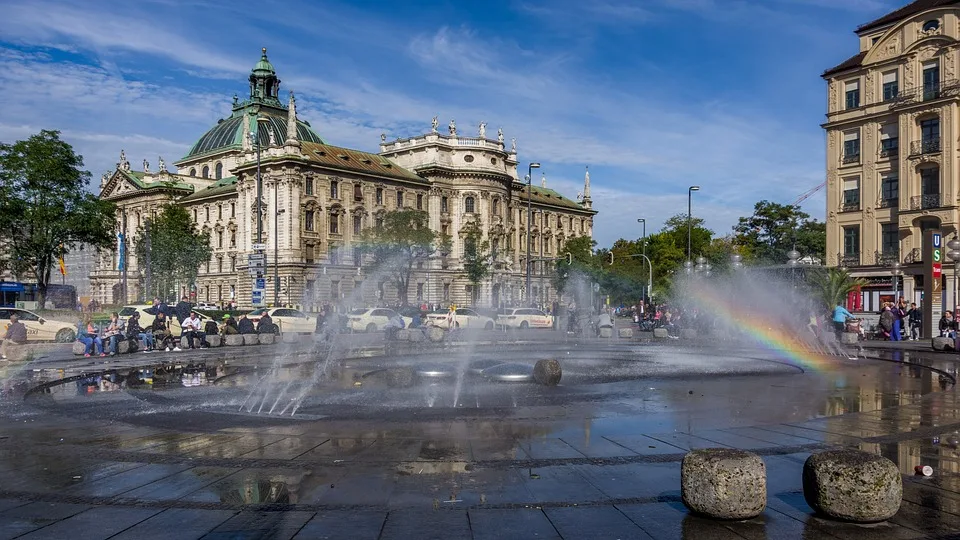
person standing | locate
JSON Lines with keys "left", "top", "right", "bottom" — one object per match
{"left": 174, "top": 295, "right": 192, "bottom": 325}
{"left": 890, "top": 300, "right": 906, "bottom": 342}
{"left": 0, "top": 313, "right": 28, "bottom": 360}
{"left": 832, "top": 302, "right": 855, "bottom": 339}
{"left": 906, "top": 302, "right": 922, "bottom": 340}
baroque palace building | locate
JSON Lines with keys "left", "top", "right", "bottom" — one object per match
{"left": 89, "top": 49, "right": 596, "bottom": 309}
{"left": 823, "top": 0, "right": 960, "bottom": 311}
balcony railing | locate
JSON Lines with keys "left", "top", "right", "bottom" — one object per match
{"left": 841, "top": 153, "right": 860, "bottom": 164}
{"left": 878, "top": 197, "right": 898, "bottom": 209}
{"left": 909, "top": 138, "right": 941, "bottom": 156}
{"left": 890, "top": 79, "right": 960, "bottom": 107}
{"left": 879, "top": 144, "right": 898, "bottom": 158}
{"left": 840, "top": 201, "right": 860, "bottom": 212}
{"left": 904, "top": 247, "right": 922, "bottom": 264}
{"left": 837, "top": 253, "right": 860, "bottom": 267}
{"left": 875, "top": 250, "right": 900, "bottom": 266}
{"left": 909, "top": 194, "right": 941, "bottom": 210}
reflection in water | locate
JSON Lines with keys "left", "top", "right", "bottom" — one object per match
{"left": 219, "top": 478, "right": 292, "bottom": 505}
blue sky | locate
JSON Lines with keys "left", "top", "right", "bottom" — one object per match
{"left": 0, "top": 0, "right": 902, "bottom": 247}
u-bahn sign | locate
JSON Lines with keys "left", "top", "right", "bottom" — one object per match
{"left": 923, "top": 230, "right": 943, "bottom": 338}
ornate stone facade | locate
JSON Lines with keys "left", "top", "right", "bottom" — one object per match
{"left": 90, "top": 50, "right": 596, "bottom": 310}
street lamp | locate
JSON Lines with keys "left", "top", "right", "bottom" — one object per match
{"left": 275, "top": 207, "right": 285, "bottom": 306}
{"left": 730, "top": 253, "right": 743, "bottom": 269}
{"left": 687, "top": 186, "right": 700, "bottom": 262}
{"left": 638, "top": 218, "right": 646, "bottom": 300}
{"left": 947, "top": 236, "right": 960, "bottom": 314}
{"left": 695, "top": 255, "right": 706, "bottom": 273}
{"left": 891, "top": 261, "right": 903, "bottom": 304}
{"left": 525, "top": 162, "right": 540, "bottom": 306}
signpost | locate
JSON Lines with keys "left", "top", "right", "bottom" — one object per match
{"left": 923, "top": 230, "right": 943, "bottom": 338}
{"left": 249, "top": 251, "right": 267, "bottom": 306}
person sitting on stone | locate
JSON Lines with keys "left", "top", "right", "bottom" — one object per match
{"left": 256, "top": 312, "right": 277, "bottom": 335}
{"left": 102, "top": 312, "right": 124, "bottom": 356}
{"left": 181, "top": 311, "right": 209, "bottom": 349}
{"left": 0, "top": 313, "right": 28, "bottom": 361}
{"left": 384, "top": 312, "right": 405, "bottom": 340}
{"left": 76, "top": 314, "right": 104, "bottom": 357}
{"left": 238, "top": 314, "right": 256, "bottom": 334}
{"left": 203, "top": 317, "right": 218, "bottom": 336}
{"left": 152, "top": 311, "right": 174, "bottom": 351}
{"left": 221, "top": 314, "right": 239, "bottom": 336}
{"left": 125, "top": 311, "right": 154, "bottom": 352}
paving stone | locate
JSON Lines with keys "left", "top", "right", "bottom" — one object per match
{"left": 558, "top": 434, "right": 638, "bottom": 458}
{"left": 64, "top": 463, "right": 193, "bottom": 497}
{"left": 576, "top": 462, "right": 681, "bottom": 500}
{"left": 616, "top": 501, "right": 746, "bottom": 540}
{"left": 601, "top": 435, "right": 686, "bottom": 455}
{"left": 119, "top": 467, "right": 239, "bottom": 501}
{"left": 292, "top": 509, "right": 386, "bottom": 539}
{"left": 15, "top": 506, "right": 162, "bottom": 540}
{"left": 0, "top": 502, "right": 91, "bottom": 540}
{"left": 519, "top": 438, "right": 584, "bottom": 459}
{"left": 471, "top": 508, "right": 560, "bottom": 540}
{"left": 545, "top": 505, "right": 650, "bottom": 539}
{"left": 206, "top": 510, "right": 315, "bottom": 538}
{"left": 379, "top": 509, "right": 471, "bottom": 540}
{"left": 110, "top": 508, "right": 238, "bottom": 540}
{"left": 516, "top": 466, "right": 608, "bottom": 504}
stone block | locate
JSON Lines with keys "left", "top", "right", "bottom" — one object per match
{"left": 839, "top": 332, "right": 859, "bottom": 344}
{"left": 653, "top": 328, "right": 669, "bottom": 339}
{"left": 396, "top": 329, "right": 410, "bottom": 341}
{"left": 242, "top": 334, "right": 260, "bottom": 346}
{"left": 680, "top": 328, "right": 697, "bottom": 339}
{"left": 802, "top": 449, "right": 902, "bottom": 522}
{"left": 534, "top": 359, "right": 562, "bottom": 386}
{"left": 225, "top": 334, "right": 245, "bottom": 346}
{"left": 636, "top": 331, "right": 654, "bottom": 340}
{"left": 682, "top": 448, "right": 766, "bottom": 520}
{"left": 408, "top": 329, "right": 424, "bottom": 342}
{"left": 599, "top": 327, "right": 613, "bottom": 338}
{"left": 618, "top": 327, "right": 634, "bottom": 338}
{"left": 180, "top": 337, "right": 201, "bottom": 349}
{"left": 932, "top": 336, "right": 955, "bottom": 351}
{"left": 281, "top": 333, "right": 299, "bottom": 343}
{"left": 259, "top": 333, "right": 275, "bottom": 345}
{"left": 118, "top": 339, "right": 135, "bottom": 354}
{"left": 206, "top": 335, "right": 222, "bottom": 347}
{"left": 72, "top": 341, "right": 86, "bottom": 355}
{"left": 427, "top": 327, "right": 445, "bottom": 342}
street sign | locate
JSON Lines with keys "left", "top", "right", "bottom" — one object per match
{"left": 252, "top": 290, "right": 264, "bottom": 306}
{"left": 247, "top": 253, "right": 265, "bottom": 263}
{"left": 248, "top": 267, "right": 264, "bottom": 277}
{"left": 251, "top": 243, "right": 266, "bottom": 251}
{"left": 934, "top": 263, "right": 942, "bottom": 279}
{"left": 255, "top": 278, "right": 266, "bottom": 290}
{"left": 248, "top": 260, "right": 265, "bottom": 269}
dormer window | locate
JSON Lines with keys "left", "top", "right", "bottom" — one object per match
{"left": 923, "top": 20, "right": 940, "bottom": 32}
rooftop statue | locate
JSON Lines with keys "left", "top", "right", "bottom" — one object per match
{"left": 497, "top": 127, "right": 504, "bottom": 144}
{"left": 431, "top": 116, "right": 439, "bottom": 132}
{"left": 479, "top": 121, "right": 486, "bottom": 139}
{"left": 449, "top": 119, "right": 456, "bottom": 136}
{"left": 142, "top": 159, "right": 150, "bottom": 173}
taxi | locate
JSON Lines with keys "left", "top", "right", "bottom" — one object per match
{"left": 0, "top": 307, "right": 77, "bottom": 342}
{"left": 497, "top": 308, "right": 554, "bottom": 329}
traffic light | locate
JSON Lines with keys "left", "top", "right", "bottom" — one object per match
{"left": 608, "top": 252, "right": 614, "bottom": 265}
{"left": 566, "top": 252, "right": 573, "bottom": 264}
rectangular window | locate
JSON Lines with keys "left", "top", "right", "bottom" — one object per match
{"left": 354, "top": 184, "right": 363, "bottom": 202}
{"left": 882, "top": 71, "right": 898, "bottom": 101}
{"left": 845, "top": 80, "right": 860, "bottom": 109}
{"left": 842, "top": 177, "right": 860, "bottom": 210}
{"left": 353, "top": 215, "right": 362, "bottom": 235}
{"left": 353, "top": 247, "right": 361, "bottom": 267}
{"left": 230, "top": 257, "right": 236, "bottom": 272}
{"left": 843, "top": 226, "right": 860, "bottom": 256}
{"left": 441, "top": 196, "right": 448, "bottom": 212}
{"left": 330, "top": 181, "right": 339, "bottom": 200}
{"left": 376, "top": 188, "right": 383, "bottom": 205}
{"left": 417, "top": 194, "right": 424, "bottom": 210}
{"left": 923, "top": 62, "right": 940, "bottom": 99}
{"left": 879, "top": 124, "right": 898, "bottom": 157}
{"left": 230, "top": 231, "right": 236, "bottom": 248}
{"left": 443, "top": 283, "right": 450, "bottom": 300}
{"left": 218, "top": 259, "right": 223, "bottom": 273}
{"left": 880, "top": 173, "right": 898, "bottom": 207}
{"left": 417, "top": 283, "right": 424, "bottom": 299}
{"left": 881, "top": 223, "right": 899, "bottom": 255}
{"left": 205, "top": 207, "right": 210, "bottom": 222}
{"left": 920, "top": 118, "right": 940, "bottom": 153}
{"left": 306, "top": 178, "right": 313, "bottom": 195}
{"left": 330, "top": 214, "right": 339, "bottom": 234}
{"left": 305, "top": 210, "right": 314, "bottom": 231}
{"left": 397, "top": 191, "right": 403, "bottom": 208}
{"left": 920, "top": 167, "right": 940, "bottom": 209}
{"left": 218, "top": 205, "right": 222, "bottom": 220}
{"left": 842, "top": 130, "right": 860, "bottom": 163}
{"left": 329, "top": 248, "right": 340, "bottom": 266}
{"left": 217, "top": 231, "right": 223, "bottom": 248}
{"left": 230, "top": 203, "right": 235, "bottom": 218}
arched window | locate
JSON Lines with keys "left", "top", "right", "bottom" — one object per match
{"left": 492, "top": 199, "right": 499, "bottom": 215}
{"left": 215, "top": 162, "right": 223, "bottom": 179}
{"left": 202, "top": 166, "right": 209, "bottom": 179}
{"left": 465, "top": 196, "right": 475, "bottom": 213}
{"left": 189, "top": 168, "right": 196, "bottom": 177}
{"left": 354, "top": 184, "right": 363, "bottom": 201}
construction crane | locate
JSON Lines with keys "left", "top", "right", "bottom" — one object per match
{"left": 791, "top": 181, "right": 826, "bottom": 207}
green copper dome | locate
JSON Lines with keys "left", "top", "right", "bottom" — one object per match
{"left": 183, "top": 112, "right": 324, "bottom": 160}
{"left": 253, "top": 47, "right": 275, "bottom": 74}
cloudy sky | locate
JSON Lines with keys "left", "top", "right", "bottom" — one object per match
{"left": 0, "top": 0, "right": 901, "bottom": 246}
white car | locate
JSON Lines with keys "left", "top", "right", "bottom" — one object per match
{"left": 195, "top": 302, "right": 218, "bottom": 311}
{"left": 0, "top": 308, "right": 77, "bottom": 342}
{"left": 246, "top": 308, "right": 316, "bottom": 334}
{"left": 346, "top": 308, "right": 413, "bottom": 333}
{"left": 424, "top": 308, "right": 495, "bottom": 330}
{"left": 497, "top": 308, "right": 555, "bottom": 329}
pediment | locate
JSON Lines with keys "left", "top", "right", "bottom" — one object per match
{"left": 100, "top": 170, "right": 143, "bottom": 200}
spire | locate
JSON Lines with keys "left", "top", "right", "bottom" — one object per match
{"left": 541, "top": 173, "right": 547, "bottom": 188}
{"left": 582, "top": 166, "right": 592, "bottom": 209}
{"left": 248, "top": 47, "right": 282, "bottom": 107}
{"left": 285, "top": 90, "right": 300, "bottom": 147}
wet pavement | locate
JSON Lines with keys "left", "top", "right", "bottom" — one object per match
{"left": 1, "top": 335, "right": 960, "bottom": 538}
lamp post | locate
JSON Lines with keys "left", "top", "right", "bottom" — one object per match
{"left": 947, "top": 237, "right": 960, "bottom": 315}
{"left": 275, "top": 204, "right": 285, "bottom": 307}
{"left": 687, "top": 186, "right": 700, "bottom": 262}
{"left": 637, "top": 218, "right": 646, "bottom": 300}
{"left": 525, "top": 162, "right": 540, "bottom": 305}
{"left": 249, "top": 117, "right": 268, "bottom": 307}
{"left": 730, "top": 253, "right": 743, "bottom": 269}
{"left": 891, "top": 261, "right": 903, "bottom": 304}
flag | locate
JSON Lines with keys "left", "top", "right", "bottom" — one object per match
{"left": 58, "top": 254, "right": 66, "bottom": 276}
{"left": 117, "top": 232, "right": 125, "bottom": 271}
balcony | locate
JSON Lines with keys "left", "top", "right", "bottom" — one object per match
{"left": 879, "top": 143, "right": 898, "bottom": 159}
{"left": 875, "top": 251, "right": 900, "bottom": 266}
{"left": 890, "top": 79, "right": 960, "bottom": 107}
{"left": 909, "top": 138, "right": 941, "bottom": 156}
{"left": 878, "top": 198, "right": 898, "bottom": 209}
{"left": 840, "top": 201, "right": 860, "bottom": 212}
{"left": 909, "top": 194, "right": 941, "bottom": 210}
{"left": 841, "top": 153, "right": 860, "bottom": 165}
{"left": 837, "top": 253, "right": 860, "bottom": 267}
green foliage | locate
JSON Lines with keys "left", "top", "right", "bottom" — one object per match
{"left": 553, "top": 235, "right": 598, "bottom": 295}
{"left": 460, "top": 220, "right": 490, "bottom": 304}
{"left": 807, "top": 267, "right": 866, "bottom": 311}
{"left": 134, "top": 205, "right": 212, "bottom": 301}
{"left": 359, "top": 209, "right": 451, "bottom": 305}
{"left": 732, "top": 200, "right": 826, "bottom": 264}
{"left": 0, "top": 130, "right": 115, "bottom": 306}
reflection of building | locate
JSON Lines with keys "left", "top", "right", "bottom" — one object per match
{"left": 90, "top": 49, "right": 596, "bottom": 309}
{"left": 822, "top": 1, "right": 960, "bottom": 310}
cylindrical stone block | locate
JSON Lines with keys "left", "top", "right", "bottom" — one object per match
{"left": 224, "top": 334, "right": 244, "bottom": 346}
{"left": 259, "top": 333, "right": 275, "bottom": 345}
{"left": 802, "top": 450, "right": 902, "bottom": 522}
{"left": 409, "top": 330, "right": 424, "bottom": 342}
{"left": 653, "top": 328, "right": 669, "bottom": 338}
{"left": 599, "top": 327, "right": 613, "bottom": 338}
{"left": 242, "top": 334, "right": 260, "bottom": 345}
{"left": 681, "top": 448, "right": 766, "bottom": 520}
{"left": 618, "top": 327, "right": 634, "bottom": 338}
{"left": 72, "top": 341, "right": 86, "bottom": 355}
{"left": 206, "top": 335, "right": 222, "bottom": 347}
{"left": 281, "top": 333, "right": 299, "bottom": 343}
{"left": 534, "top": 359, "right": 562, "bottom": 386}
{"left": 839, "top": 332, "right": 859, "bottom": 344}
{"left": 932, "top": 337, "right": 954, "bottom": 351}
{"left": 427, "top": 327, "right": 445, "bottom": 342}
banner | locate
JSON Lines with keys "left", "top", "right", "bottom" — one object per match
{"left": 117, "top": 232, "right": 125, "bottom": 271}
{"left": 58, "top": 244, "right": 66, "bottom": 276}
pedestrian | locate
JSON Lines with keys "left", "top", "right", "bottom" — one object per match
{"left": 221, "top": 314, "right": 239, "bottom": 336}
{"left": 906, "top": 302, "right": 922, "bottom": 340}
{"left": 0, "top": 313, "right": 28, "bottom": 360}
{"left": 256, "top": 312, "right": 277, "bottom": 335}
{"left": 174, "top": 295, "right": 192, "bottom": 324}
{"left": 832, "top": 302, "right": 855, "bottom": 340}
{"left": 891, "top": 300, "right": 906, "bottom": 342}
{"left": 238, "top": 314, "right": 256, "bottom": 334}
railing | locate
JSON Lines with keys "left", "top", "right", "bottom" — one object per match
{"left": 878, "top": 198, "right": 898, "bottom": 209}
{"left": 840, "top": 202, "right": 860, "bottom": 212}
{"left": 875, "top": 250, "right": 900, "bottom": 266}
{"left": 841, "top": 153, "right": 860, "bottom": 164}
{"left": 909, "top": 194, "right": 941, "bottom": 210}
{"left": 909, "top": 138, "right": 941, "bottom": 156}
{"left": 904, "top": 247, "right": 922, "bottom": 264}
{"left": 879, "top": 144, "right": 898, "bottom": 158}
{"left": 890, "top": 79, "right": 960, "bottom": 107}
{"left": 837, "top": 253, "right": 860, "bottom": 267}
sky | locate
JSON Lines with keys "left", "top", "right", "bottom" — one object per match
{"left": 0, "top": 0, "right": 903, "bottom": 247}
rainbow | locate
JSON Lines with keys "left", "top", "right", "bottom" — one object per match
{"left": 681, "top": 283, "right": 842, "bottom": 373}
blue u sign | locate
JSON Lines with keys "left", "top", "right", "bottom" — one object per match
{"left": 934, "top": 233, "right": 942, "bottom": 248}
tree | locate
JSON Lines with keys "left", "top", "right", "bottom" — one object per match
{"left": 553, "top": 235, "right": 598, "bottom": 296}
{"left": 807, "top": 267, "right": 866, "bottom": 311}
{"left": 134, "top": 205, "right": 212, "bottom": 301}
{"left": 359, "top": 209, "right": 451, "bottom": 305}
{"left": 0, "top": 130, "right": 115, "bottom": 307}
{"left": 460, "top": 220, "right": 490, "bottom": 305}
{"left": 732, "top": 200, "right": 826, "bottom": 264}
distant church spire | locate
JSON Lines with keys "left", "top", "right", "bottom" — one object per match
{"left": 285, "top": 90, "right": 300, "bottom": 148}
{"left": 582, "top": 166, "right": 592, "bottom": 209}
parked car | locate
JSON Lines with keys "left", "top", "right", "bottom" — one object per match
{"left": 0, "top": 308, "right": 76, "bottom": 342}
{"left": 246, "top": 308, "right": 316, "bottom": 333}
{"left": 195, "top": 302, "right": 218, "bottom": 311}
{"left": 346, "top": 308, "right": 413, "bottom": 333}
{"left": 424, "top": 308, "right": 495, "bottom": 329}
{"left": 497, "top": 308, "right": 554, "bottom": 329}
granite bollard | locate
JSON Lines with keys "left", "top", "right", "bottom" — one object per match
{"left": 533, "top": 359, "right": 562, "bottom": 386}
{"left": 681, "top": 448, "right": 766, "bottom": 520}
{"left": 224, "top": 334, "right": 244, "bottom": 346}
{"left": 242, "top": 334, "right": 260, "bottom": 345}
{"left": 258, "top": 333, "right": 275, "bottom": 345}
{"left": 802, "top": 449, "right": 902, "bottom": 522}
